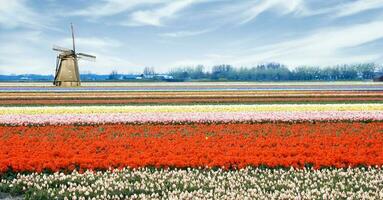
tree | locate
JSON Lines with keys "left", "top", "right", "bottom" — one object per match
{"left": 212, "top": 64, "right": 233, "bottom": 80}
{"left": 143, "top": 67, "right": 155, "bottom": 76}
{"left": 166, "top": 63, "right": 377, "bottom": 81}
{"left": 108, "top": 70, "right": 119, "bottom": 80}
{"left": 355, "top": 63, "right": 375, "bottom": 79}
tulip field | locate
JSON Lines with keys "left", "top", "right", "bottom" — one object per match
{"left": 1, "top": 82, "right": 383, "bottom": 199}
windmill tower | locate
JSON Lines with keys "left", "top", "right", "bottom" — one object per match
{"left": 53, "top": 23, "right": 95, "bottom": 87}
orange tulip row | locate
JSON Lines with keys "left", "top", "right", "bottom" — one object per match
{"left": 1, "top": 121, "right": 382, "bottom": 172}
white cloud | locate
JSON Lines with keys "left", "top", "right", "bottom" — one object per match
{"left": 160, "top": 28, "right": 213, "bottom": 37}
{"left": 239, "top": 0, "right": 383, "bottom": 23}
{"left": 55, "top": 37, "right": 139, "bottom": 74}
{"left": 171, "top": 19, "right": 383, "bottom": 68}
{"left": 0, "top": 0, "right": 48, "bottom": 29}
{"left": 239, "top": 0, "right": 304, "bottom": 24}
{"left": 238, "top": 20, "right": 383, "bottom": 66}
{"left": 80, "top": 54, "right": 141, "bottom": 74}
{"left": 336, "top": 0, "right": 383, "bottom": 17}
{"left": 2, "top": 0, "right": 383, "bottom": 75}
{"left": 73, "top": 0, "right": 201, "bottom": 27}
{"left": 58, "top": 37, "right": 122, "bottom": 51}
{"left": 71, "top": 0, "right": 163, "bottom": 17}
{"left": 170, "top": 54, "right": 235, "bottom": 70}
{"left": 126, "top": 0, "right": 196, "bottom": 26}
{"left": 0, "top": 31, "right": 52, "bottom": 74}
{"left": 301, "top": 0, "right": 383, "bottom": 18}
{"left": 0, "top": 32, "right": 135, "bottom": 74}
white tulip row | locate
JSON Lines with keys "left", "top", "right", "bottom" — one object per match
{"left": 2, "top": 104, "right": 383, "bottom": 115}
{"left": 1, "top": 167, "right": 382, "bottom": 199}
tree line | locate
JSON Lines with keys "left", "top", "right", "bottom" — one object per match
{"left": 168, "top": 63, "right": 382, "bottom": 81}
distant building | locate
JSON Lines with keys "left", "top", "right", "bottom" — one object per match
{"left": 142, "top": 74, "right": 154, "bottom": 79}
{"left": 20, "top": 76, "right": 31, "bottom": 81}
{"left": 123, "top": 74, "right": 141, "bottom": 80}
{"left": 154, "top": 74, "right": 174, "bottom": 80}
{"left": 142, "top": 74, "right": 174, "bottom": 80}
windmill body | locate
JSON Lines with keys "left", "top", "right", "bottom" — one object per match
{"left": 53, "top": 24, "right": 95, "bottom": 87}
{"left": 54, "top": 51, "right": 81, "bottom": 86}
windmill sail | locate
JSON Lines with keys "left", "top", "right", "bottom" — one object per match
{"left": 77, "top": 52, "right": 96, "bottom": 58}
{"left": 71, "top": 23, "right": 76, "bottom": 54}
{"left": 77, "top": 52, "right": 96, "bottom": 61}
{"left": 53, "top": 45, "right": 71, "bottom": 53}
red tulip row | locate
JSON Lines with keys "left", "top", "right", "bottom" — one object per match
{"left": 1, "top": 121, "right": 382, "bottom": 172}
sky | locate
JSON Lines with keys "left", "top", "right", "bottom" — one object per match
{"left": 1, "top": 0, "right": 383, "bottom": 75}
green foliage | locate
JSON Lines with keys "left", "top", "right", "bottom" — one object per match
{"left": 168, "top": 63, "right": 379, "bottom": 81}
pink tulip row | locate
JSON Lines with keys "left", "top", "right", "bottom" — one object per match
{"left": 1, "top": 111, "right": 383, "bottom": 125}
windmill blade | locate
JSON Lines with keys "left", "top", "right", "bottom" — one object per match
{"left": 77, "top": 52, "right": 96, "bottom": 61}
{"left": 71, "top": 23, "right": 76, "bottom": 53}
{"left": 77, "top": 52, "right": 96, "bottom": 59}
{"left": 53, "top": 45, "right": 71, "bottom": 52}
{"left": 78, "top": 55, "right": 96, "bottom": 62}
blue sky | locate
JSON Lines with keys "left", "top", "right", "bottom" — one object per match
{"left": 1, "top": 0, "right": 383, "bottom": 75}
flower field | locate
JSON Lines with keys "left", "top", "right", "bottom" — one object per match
{"left": 0, "top": 83, "right": 383, "bottom": 199}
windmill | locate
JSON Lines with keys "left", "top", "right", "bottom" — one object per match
{"left": 52, "top": 23, "right": 96, "bottom": 87}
